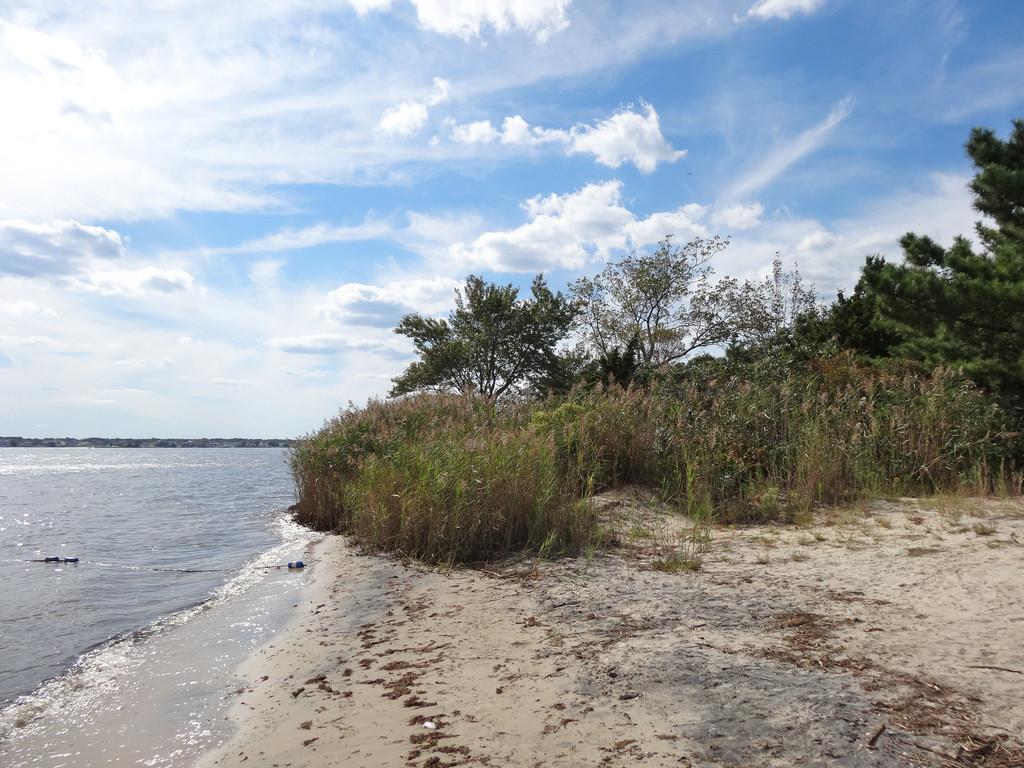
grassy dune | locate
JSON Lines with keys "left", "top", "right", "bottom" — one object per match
{"left": 291, "top": 355, "right": 1020, "bottom": 564}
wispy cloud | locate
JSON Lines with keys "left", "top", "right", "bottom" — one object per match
{"left": 937, "top": 47, "right": 1024, "bottom": 122}
{"left": 0, "top": 3, "right": 753, "bottom": 223}
{"left": 197, "top": 220, "right": 395, "bottom": 256}
{"left": 722, "top": 97, "right": 853, "bottom": 201}
{"left": 70, "top": 266, "right": 196, "bottom": 297}
{"left": 266, "top": 334, "right": 406, "bottom": 358}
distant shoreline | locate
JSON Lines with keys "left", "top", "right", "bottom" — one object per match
{"left": 0, "top": 437, "right": 296, "bottom": 448}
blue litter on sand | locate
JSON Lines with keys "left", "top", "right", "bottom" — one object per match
{"left": 287, "top": 561, "right": 305, "bottom": 569}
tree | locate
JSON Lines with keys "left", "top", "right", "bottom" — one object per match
{"left": 853, "top": 119, "right": 1024, "bottom": 408}
{"left": 570, "top": 236, "right": 740, "bottom": 370}
{"left": 730, "top": 253, "right": 820, "bottom": 349}
{"left": 802, "top": 255, "right": 902, "bottom": 358}
{"left": 390, "top": 274, "right": 576, "bottom": 400}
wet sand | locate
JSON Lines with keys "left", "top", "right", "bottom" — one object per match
{"left": 200, "top": 496, "right": 1024, "bottom": 767}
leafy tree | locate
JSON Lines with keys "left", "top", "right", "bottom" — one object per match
{"left": 855, "top": 119, "right": 1024, "bottom": 407}
{"left": 730, "top": 253, "right": 820, "bottom": 349}
{"left": 391, "top": 274, "right": 576, "bottom": 400}
{"left": 570, "top": 236, "right": 740, "bottom": 370}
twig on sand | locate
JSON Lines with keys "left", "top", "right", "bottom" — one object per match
{"left": 867, "top": 723, "right": 886, "bottom": 747}
{"left": 910, "top": 741, "right": 958, "bottom": 761}
{"left": 965, "top": 664, "right": 1023, "bottom": 674}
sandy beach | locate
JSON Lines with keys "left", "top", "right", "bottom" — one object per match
{"left": 200, "top": 495, "right": 1024, "bottom": 768}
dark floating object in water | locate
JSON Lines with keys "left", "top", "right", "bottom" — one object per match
{"left": 34, "top": 556, "right": 79, "bottom": 563}
{"left": 288, "top": 560, "right": 305, "bottom": 569}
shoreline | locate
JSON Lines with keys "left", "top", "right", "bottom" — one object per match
{"left": 0, "top": 515, "right": 319, "bottom": 768}
{"left": 198, "top": 495, "right": 1024, "bottom": 767}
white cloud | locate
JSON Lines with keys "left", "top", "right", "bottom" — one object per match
{"left": 320, "top": 276, "right": 460, "bottom": 327}
{"left": 346, "top": 0, "right": 395, "bottom": 14}
{"left": 796, "top": 229, "right": 836, "bottom": 253}
{"left": 248, "top": 259, "right": 285, "bottom": 289}
{"left": 744, "top": 0, "right": 826, "bottom": 21}
{"left": 566, "top": 103, "right": 686, "bottom": 172}
{"left": 283, "top": 367, "right": 331, "bottom": 379}
{"left": 425, "top": 77, "right": 450, "bottom": 106}
{"left": 72, "top": 266, "right": 196, "bottom": 297}
{"left": 448, "top": 103, "right": 684, "bottom": 172}
{"left": 720, "top": 173, "right": 976, "bottom": 295}
{"left": 722, "top": 98, "right": 852, "bottom": 200}
{"left": 266, "top": 333, "right": 404, "bottom": 357}
{"left": 0, "top": 217, "right": 196, "bottom": 299}
{"left": 712, "top": 202, "right": 765, "bottom": 230}
{"left": 180, "top": 210, "right": 482, "bottom": 266}
{"left": 0, "top": 219, "right": 124, "bottom": 277}
{"left": 112, "top": 357, "right": 175, "bottom": 370}
{"left": 378, "top": 77, "right": 450, "bottom": 137}
{"left": 449, "top": 180, "right": 707, "bottom": 271}
{"left": 56, "top": 395, "right": 118, "bottom": 406}
{"left": 449, "top": 113, "right": 567, "bottom": 147}
{"left": 449, "top": 119, "right": 501, "bottom": 144}
{"left": 0, "top": 6, "right": 739, "bottom": 223}
{"left": 0, "top": 334, "right": 65, "bottom": 349}
{"left": 498, "top": 115, "right": 538, "bottom": 145}
{"left": 409, "top": 0, "right": 572, "bottom": 41}
{"left": 403, "top": 210, "right": 486, "bottom": 250}
{"left": 378, "top": 101, "right": 430, "bottom": 137}
{"left": 0, "top": 301, "right": 59, "bottom": 318}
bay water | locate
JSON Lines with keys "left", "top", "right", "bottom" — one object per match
{"left": 0, "top": 448, "right": 319, "bottom": 766}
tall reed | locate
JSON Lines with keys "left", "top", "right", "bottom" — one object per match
{"left": 291, "top": 355, "right": 1020, "bottom": 562}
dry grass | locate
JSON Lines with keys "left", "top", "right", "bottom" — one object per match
{"left": 291, "top": 355, "right": 1021, "bottom": 564}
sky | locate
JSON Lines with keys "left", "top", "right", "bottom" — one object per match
{"left": 1, "top": 0, "right": 1022, "bottom": 438}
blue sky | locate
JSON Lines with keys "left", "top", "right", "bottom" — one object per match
{"left": 1, "top": 0, "right": 1022, "bottom": 437}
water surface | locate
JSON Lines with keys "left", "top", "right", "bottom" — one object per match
{"left": 0, "top": 447, "right": 317, "bottom": 766}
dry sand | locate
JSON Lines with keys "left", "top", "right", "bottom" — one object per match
{"left": 199, "top": 495, "right": 1023, "bottom": 768}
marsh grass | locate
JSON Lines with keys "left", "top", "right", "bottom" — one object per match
{"left": 291, "top": 395, "right": 597, "bottom": 563}
{"left": 291, "top": 355, "right": 1020, "bottom": 564}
